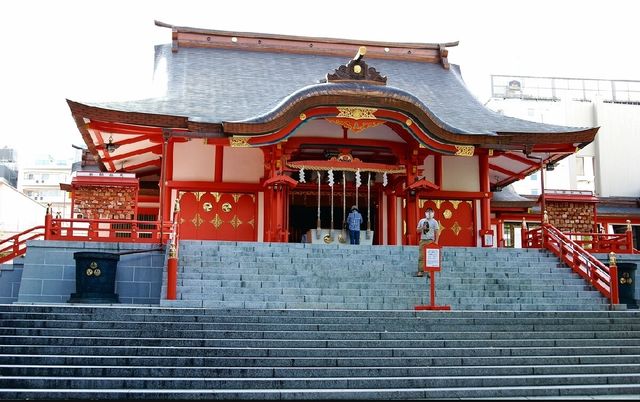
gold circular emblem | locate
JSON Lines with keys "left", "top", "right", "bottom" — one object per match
{"left": 338, "top": 233, "right": 346, "bottom": 243}
{"left": 353, "top": 64, "right": 362, "bottom": 74}
{"left": 443, "top": 209, "right": 453, "bottom": 219}
{"left": 203, "top": 202, "right": 213, "bottom": 212}
{"left": 299, "top": 113, "right": 306, "bottom": 121}
{"left": 90, "top": 261, "right": 98, "bottom": 269}
{"left": 85, "top": 268, "right": 94, "bottom": 276}
{"left": 222, "top": 203, "right": 232, "bottom": 213}
{"left": 93, "top": 268, "right": 101, "bottom": 277}
{"left": 323, "top": 234, "right": 333, "bottom": 244}
{"left": 406, "top": 119, "right": 413, "bottom": 126}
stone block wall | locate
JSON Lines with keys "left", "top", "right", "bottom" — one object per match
{"left": 16, "top": 240, "right": 166, "bottom": 305}
{"left": 0, "top": 261, "right": 24, "bottom": 303}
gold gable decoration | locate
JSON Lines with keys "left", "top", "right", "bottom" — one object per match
{"left": 326, "top": 117, "right": 384, "bottom": 133}
{"left": 229, "top": 136, "right": 251, "bottom": 147}
{"left": 336, "top": 107, "right": 378, "bottom": 120}
{"left": 454, "top": 145, "right": 475, "bottom": 157}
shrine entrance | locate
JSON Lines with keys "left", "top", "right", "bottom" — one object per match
{"left": 288, "top": 187, "right": 379, "bottom": 244}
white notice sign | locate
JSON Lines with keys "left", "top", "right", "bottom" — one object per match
{"left": 425, "top": 248, "right": 440, "bottom": 268}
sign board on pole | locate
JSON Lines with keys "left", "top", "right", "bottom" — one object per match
{"left": 416, "top": 242, "right": 450, "bottom": 311}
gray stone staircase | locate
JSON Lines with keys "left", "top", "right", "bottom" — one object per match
{"left": 160, "top": 241, "right": 613, "bottom": 311}
{"left": 1, "top": 304, "right": 640, "bottom": 399}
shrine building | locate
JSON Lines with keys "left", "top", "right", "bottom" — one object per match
{"left": 66, "top": 21, "right": 599, "bottom": 248}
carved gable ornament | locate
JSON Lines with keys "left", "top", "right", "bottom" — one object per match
{"left": 326, "top": 46, "right": 387, "bottom": 85}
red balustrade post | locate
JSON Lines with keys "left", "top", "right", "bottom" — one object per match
{"left": 626, "top": 220, "right": 634, "bottom": 253}
{"left": 608, "top": 252, "right": 619, "bottom": 306}
{"left": 12, "top": 238, "right": 19, "bottom": 256}
{"left": 131, "top": 222, "right": 138, "bottom": 242}
{"left": 166, "top": 242, "right": 178, "bottom": 300}
{"left": 44, "top": 204, "right": 52, "bottom": 240}
{"left": 521, "top": 218, "right": 528, "bottom": 248}
{"left": 541, "top": 211, "right": 549, "bottom": 249}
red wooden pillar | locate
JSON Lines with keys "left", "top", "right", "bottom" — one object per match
{"left": 404, "top": 150, "right": 420, "bottom": 246}
{"left": 274, "top": 184, "right": 289, "bottom": 242}
{"left": 479, "top": 153, "right": 493, "bottom": 246}
{"left": 158, "top": 139, "right": 174, "bottom": 224}
{"left": 496, "top": 218, "right": 503, "bottom": 248}
{"left": 434, "top": 154, "right": 442, "bottom": 188}
{"left": 266, "top": 187, "right": 279, "bottom": 242}
{"left": 406, "top": 191, "right": 418, "bottom": 245}
{"left": 386, "top": 192, "right": 396, "bottom": 245}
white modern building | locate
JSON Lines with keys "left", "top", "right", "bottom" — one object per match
{"left": 486, "top": 75, "right": 640, "bottom": 198}
{"left": 0, "top": 177, "right": 46, "bottom": 239}
{"left": 17, "top": 153, "right": 77, "bottom": 218}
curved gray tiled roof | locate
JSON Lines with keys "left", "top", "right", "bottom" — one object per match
{"left": 89, "top": 44, "right": 588, "bottom": 135}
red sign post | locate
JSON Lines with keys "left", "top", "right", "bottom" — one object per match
{"left": 415, "top": 243, "right": 451, "bottom": 311}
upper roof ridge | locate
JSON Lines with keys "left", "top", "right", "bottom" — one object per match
{"left": 155, "top": 20, "right": 457, "bottom": 66}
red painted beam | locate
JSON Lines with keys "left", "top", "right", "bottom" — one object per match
{"left": 124, "top": 158, "right": 162, "bottom": 172}
{"left": 95, "top": 134, "right": 156, "bottom": 150}
{"left": 501, "top": 151, "right": 539, "bottom": 167}
{"left": 102, "top": 144, "right": 163, "bottom": 163}
{"left": 489, "top": 163, "right": 526, "bottom": 179}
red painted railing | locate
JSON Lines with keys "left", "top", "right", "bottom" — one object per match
{"left": 47, "top": 218, "right": 173, "bottom": 243}
{"left": 564, "top": 231, "right": 634, "bottom": 254}
{"left": 523, "top": 223, "right": 619, "bottom": 306}
{"left": 0, "top": 216, "right": 174, "bottom": 264}
{"left": 0, "top": 226, "right": 45, "bottom": 264}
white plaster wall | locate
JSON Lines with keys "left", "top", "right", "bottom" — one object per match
{"left": 594, "top": 102, "right": 640, "bottom": 197}
{"left": 441, "top": 156, "right": 480, "bottom": 191}
{"left": 0, "top": 180, "right": 46, "bottom": 238}
{"left": 222, "top": 147, "right": 264, "bottom": 183}
{"left": 422, "top": 155, "right": 435, "bottom": 183}
{"left": 172, "top": 140, "right": 215, "bottom": 181}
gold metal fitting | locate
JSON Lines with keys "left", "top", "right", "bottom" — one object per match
{"left": 609, "top": 251, "right": 617, "bottom": 266}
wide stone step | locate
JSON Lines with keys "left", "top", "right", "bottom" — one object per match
{"left": 2, "top": 372, "right": 640, "bottom": 390}
{"left": 3, "top": 322, "right": 638, "bottom": 335}
{"left": 173, "top": 285, "right": 603, "bottom": 300}
{"left": 3, "top": 353, "right": 640, "bottom": 368}
{"left": 4, "top": 344, "right": 640, "bottom": 359}
{"left": 5, "top": 335, "right": 640, "bottom": 348}
{"left": 1, "top": 304, "right": 638, "bottom": 399}
{"left": 5, "top": 362, "right": 640, "bottom": 378}
{"left": 3, "top": 384, "right": 640, "bottom": 400}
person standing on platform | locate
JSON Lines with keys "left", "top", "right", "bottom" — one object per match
{"left": 347, "top": 205, "right": 363, "bottom": 245}
{"left": 416, "top": 207, "right": 440, "bottom": 277}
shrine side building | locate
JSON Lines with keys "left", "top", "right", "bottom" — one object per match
{"left": 66, "top": 21, "right": 599, "bottom": 248}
